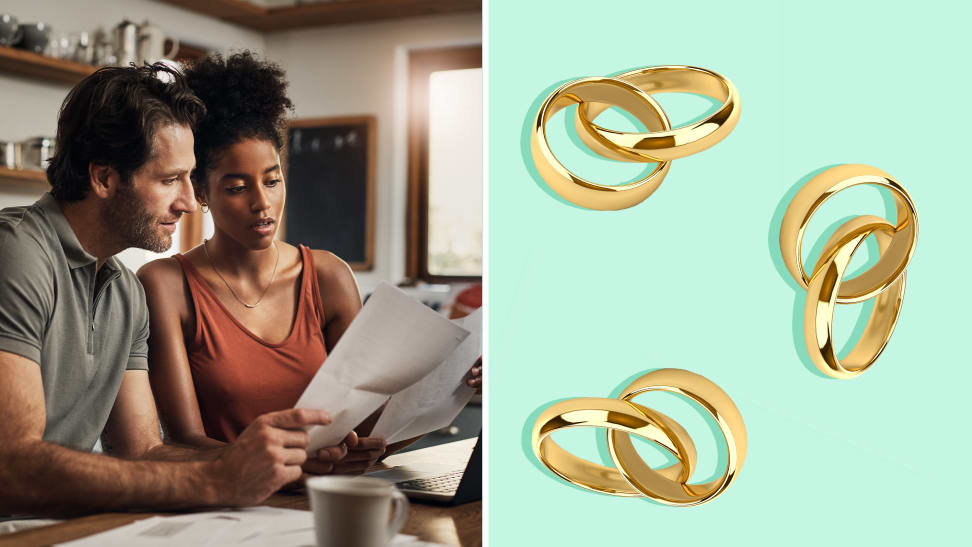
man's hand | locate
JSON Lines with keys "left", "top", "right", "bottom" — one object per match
{"left": 211, "top": 408, "right": 331, "bottom": 506}
{"left": 465, "top": 356, "right": 483, "bottom": 393}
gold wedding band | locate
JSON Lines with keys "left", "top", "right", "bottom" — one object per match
{"left": 803, "top": 216, "right": 906, "bottom": 378}
{"left": 529, "top": 65, "right": 738, "bottom": 210}
{"left": 531, "top": 77, "right": 672, "bottom": 210}
{"left": 779, "top": 164, "right": 917, "bottom": 303}
{"left": 531, "top": 369, "right": 746, "bottom": 506}
{"left": 576, "top": 66, "right": 740, "bottom": 162}
{"left": 780, "top": 165, "right": 917, "bottom": 378}
{"left": 532, "top": 397, "right": 696, "bottom": 496}
{"left": 612, "top": 369, "right": 746, "bottom": 506}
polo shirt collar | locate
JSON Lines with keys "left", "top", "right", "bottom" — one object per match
{"left": 37, "top": 193, "right": 119, "bottom": 272}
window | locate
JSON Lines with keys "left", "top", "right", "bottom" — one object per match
{"left": 406, "top": 45, "right": 482, "bottom": 282}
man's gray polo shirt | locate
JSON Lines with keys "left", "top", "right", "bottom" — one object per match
{"left": 0, "top": 193, "right": 149, "bottom": 452}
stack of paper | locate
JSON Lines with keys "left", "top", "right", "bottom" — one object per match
{"left": 371, "top": 308, "right": 482, "bottom": 443}
{"left": 295, "top": 283, "right": 471, "bottom": 451}
{"left": 56, "top": 507, "right": 446, "bottom": 546}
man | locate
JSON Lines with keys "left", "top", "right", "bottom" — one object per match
{"left": 0, "top": 63, "right": 350, "bottom": 516}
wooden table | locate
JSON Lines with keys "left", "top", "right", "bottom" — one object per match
{"left": 0, "top": 439, "right": 481, "bottom": 546}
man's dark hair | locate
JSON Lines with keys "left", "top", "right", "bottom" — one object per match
{"left": 46, "top": 63, "right": 206, "bottom": 202}
{"left": 184, "top": 51, "right": 293, "bottom": 192}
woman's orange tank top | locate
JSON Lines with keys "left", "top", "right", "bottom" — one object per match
{"left": 173, "top": 245, "right": 327, "bottom": 442}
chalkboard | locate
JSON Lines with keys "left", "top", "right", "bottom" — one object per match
{"left": 283, "top": 116, "right": 375, "bottom": 270}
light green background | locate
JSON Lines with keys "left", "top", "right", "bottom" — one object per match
{"left": 487, "top": 0, "right": 970, "bottom": 544}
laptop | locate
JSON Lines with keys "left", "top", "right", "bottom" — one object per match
{"left": 368, "top": 433, "right": 481, "bottom": 506}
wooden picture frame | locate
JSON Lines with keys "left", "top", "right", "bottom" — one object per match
{"left": 280, "top": 116, "right": 376, "bottom": 271}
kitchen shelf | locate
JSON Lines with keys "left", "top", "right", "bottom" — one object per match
{"left": 0, "top": 167, "right": 49, "bottom": 189}
{"left": 0, "top": 45, "right": 97, "bottom": 85}
{"left": 157, "top": 0, "right": 481, "bottom": 31}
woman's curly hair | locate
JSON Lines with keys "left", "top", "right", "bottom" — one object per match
{"left": 184, "top": 51, "right": 293, "bottom": 192}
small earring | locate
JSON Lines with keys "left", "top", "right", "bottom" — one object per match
{"left": 200, "top": 203, "right": 209, "bottom": 213}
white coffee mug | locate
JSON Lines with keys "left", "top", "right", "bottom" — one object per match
{"left": 306, "top": 476, "right": 409, "bottom": 547}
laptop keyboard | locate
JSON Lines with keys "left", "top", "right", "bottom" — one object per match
{"left": 396, "top": 470, "right": 463, "bottom": 493}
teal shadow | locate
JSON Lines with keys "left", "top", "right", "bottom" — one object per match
{"left": 768, "top": 166, "right": 899, "bottom": 378}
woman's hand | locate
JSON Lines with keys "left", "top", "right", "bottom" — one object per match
{"left": 333, "top": 434, "right": 387, "bottom": 475}
{"left": 465, "top": 356, "right": 483, "bottom": 393}
{"left": 301, "top": 431, "right": 355, "bottom": 475}
{"left": 301, "top": 431, "right": 387, "bottom": 476}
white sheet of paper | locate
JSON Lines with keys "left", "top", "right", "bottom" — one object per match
{"left": 56, "top": 516, "right": 162, "bottom": 546}
{"left": 251, "top": 529, "right": 425, "bottom": 547}
{"left": 371, "top": 308, "right": 481, "bottom": 444}
{"left": 366, "top": 462, "right": 456, "bottom": 482}
{"left": 222, "top": 507, "right": 313, "bottom": 544}
{"left": 57, "top": 506, "right": 438, "bottom": 547}
{"left": 56, "top": 514, "right": 240, "bottom": 547}
{"left": 296, "top": 282, "right": 470, "bottom": 451}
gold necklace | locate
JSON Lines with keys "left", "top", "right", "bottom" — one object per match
{"left": 203, "top": 239, "right": 279, "bottom": 309}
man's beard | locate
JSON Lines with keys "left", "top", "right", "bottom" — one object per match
{"left": 103, "top": 184, "right": 173, "bottom": 254}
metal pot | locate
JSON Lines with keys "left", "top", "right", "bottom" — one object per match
{"left": 22, "top": 137, "right": 54, "bottom": 170}
{"left": 113, "top": 20, "right": 138, "bottom": 66}
{"left": 1, "top": 140, "right": 23, "bottom": 170}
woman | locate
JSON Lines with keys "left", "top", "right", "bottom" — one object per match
{"left": 138, "top": 52, "right": 481, "bottom": 475}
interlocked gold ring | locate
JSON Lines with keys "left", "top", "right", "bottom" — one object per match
{"left": 779, "top": 165, "right": 917, "bottom": 379}
{"left": 531, "top": 369, "right": 746, "bottom": 506}
{"left": 779, "top": 164, "right": 918, "bottom": 303}
{"left": 529, "top": 65, "right": 738, "bottom": 210}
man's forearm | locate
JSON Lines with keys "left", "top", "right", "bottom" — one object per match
{"left": 142, "top": 439, "right": 226, "bottom": 462}
{"left": 0, "top": 440, "right": 223, "bottom": 516}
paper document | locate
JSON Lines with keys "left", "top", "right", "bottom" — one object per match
{"left": 296, "top": 282, "right": 469, "bottom": 451}
{"left": 57, "top": 506, "right": 442, "bottom": 546}
{"left": 56, "top": 507, "right": 284, "bottom": 546}
{"left": 371, "top": 308, "right": 481, "bottom": 443}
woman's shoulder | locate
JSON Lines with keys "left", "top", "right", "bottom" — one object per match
{"left": 304, "top": 248, "right": 360, "bottom": 322}
{"left": 136, "top": 256, "right": 191, "bottom": 308}
{"left": 306, "top": 248, "right": 354, "bottom": 283}
{"left": 137, "top": 255, "right": 185, "bottom": 286}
